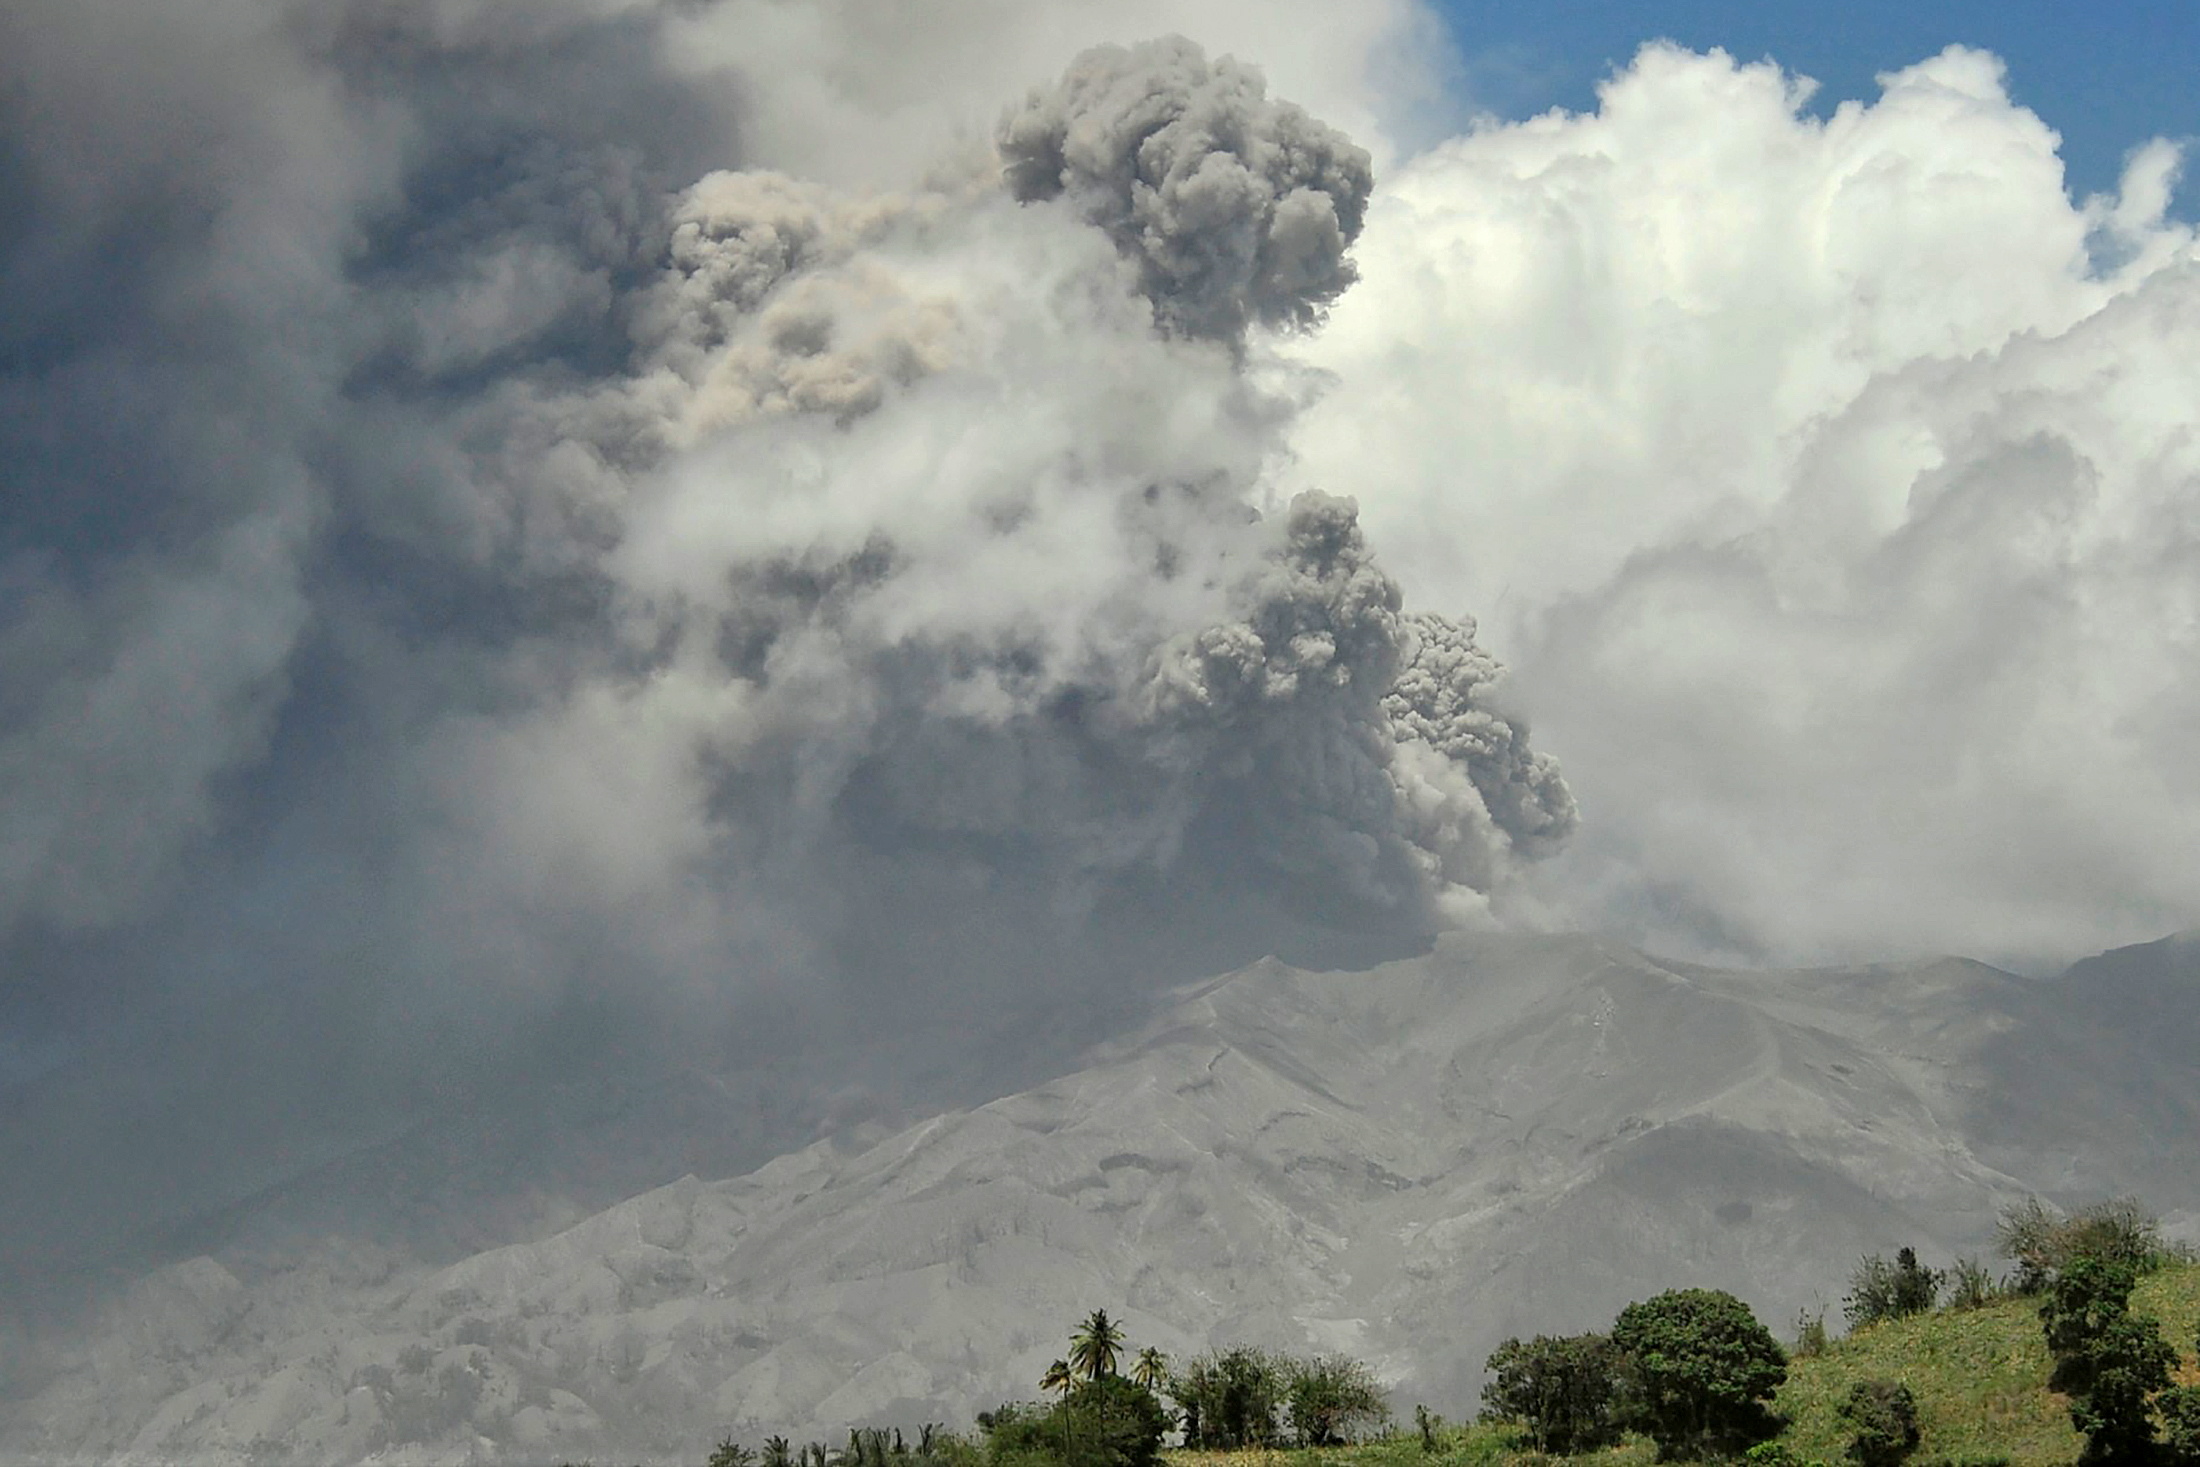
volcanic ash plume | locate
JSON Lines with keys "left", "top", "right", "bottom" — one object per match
{"left": 598, "top": 38, "right": 1571, "bottom": 961}
{"left": 0, "top": 23, "right": 1569, "bottom": 1127}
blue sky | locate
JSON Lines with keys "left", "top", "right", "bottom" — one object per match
{"left": 1427, "top": 1, "right": 2197, "bottom": 210}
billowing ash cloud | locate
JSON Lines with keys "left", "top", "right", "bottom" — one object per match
{"left": 998, "top": 35, "right": 1374, "bottom": 342}
{"left": 580, "top": 35, "right": 1562, "bottom": 960}
{"left": 1140, "top": 492, "right": 1573, "bottom": 910}
{"left": 0, "top": 1, "right": 1562, "bottom": 1287}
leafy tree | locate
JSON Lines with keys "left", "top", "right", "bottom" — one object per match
{"left": 1890, "top": 1250, "right": 1940, "bottom": 1316}
{"left": 1839, "top": 1380, "right": 1921, "bottom": 1467}
{"left": 2068, "top": 1316, "right": 2176, "bottom": 1464}
{"left": 1070, "top": 1375, "right": 1169, "bottom": 1467}
{"left": 712, "top": 1440, "right": 759, "bottom": 1467}
{"left": 983, "top": 1378, "right": 1167, "bottom": 1467}
{"left": 1480, "top": 1333, "right": 1624, "bottom": 1454}
{"left": 1070, "top": 1310, "right": 1126, "bottom": 1382}
{"left": 1846, "top": 1249, "right": 1941, "bottom": 1329}
{"left": 1168, "top": 1346, "right": 1286, "bottom": 1449}
{"left": 1611, "top": 1288, "right": 1788, "bottom": 1459}
{"left": 1284, "top": 1353, "right": 1389, "bottom": 1446}
{"left": 2038, "top": 1255, "right": 2177, "bottom": 1464}
{"left": 2042, "top": 1258, "right": 2141, "bottom": 1380}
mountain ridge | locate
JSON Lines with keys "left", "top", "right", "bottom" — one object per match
{"left": 4, "top": 930, "right": 2195, "bottom": 1465}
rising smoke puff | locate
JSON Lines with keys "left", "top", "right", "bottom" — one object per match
{"left": 1389, "top": 614, "right": 1578, "bottom": 863}
{"left": 998, "top": 36, "right": 1375, "bottom": 343}
{"left": 1138, "top": 491, "right": 1576, "bottom": 913}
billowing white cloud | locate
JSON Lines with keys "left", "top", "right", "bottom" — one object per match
{"left": 1287, "top": 42, "right": 2200, "bottom": 966}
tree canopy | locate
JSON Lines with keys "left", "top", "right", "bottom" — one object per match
{"left": 1610, "top": 1288, "right": 1787, "bottom": 1459}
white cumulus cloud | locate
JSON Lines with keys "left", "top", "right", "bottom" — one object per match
{"left": 1286, "top": 41, "right": 2200, "bottom": 967}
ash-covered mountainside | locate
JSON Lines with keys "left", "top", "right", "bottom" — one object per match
{"left": 7, "top": 930, "right": 2194, "bottom": 1466}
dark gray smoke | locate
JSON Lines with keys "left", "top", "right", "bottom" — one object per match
{"left": 998, "top": 36, "right": 1375, "bottom": 342}
{"left": 0, "top": 6, "right": 1566, "bottom": 1308}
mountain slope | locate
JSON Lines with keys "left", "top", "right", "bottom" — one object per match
{"left": 6, "top": 931, "right": 2195, "bottom": 1465}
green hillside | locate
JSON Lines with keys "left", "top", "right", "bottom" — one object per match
{"left": 1164, "top": 1263, "right": 2200, "bottom": 1467}
{"left": 1771, "top": 1262, "right": 2200, "bottom": 1466}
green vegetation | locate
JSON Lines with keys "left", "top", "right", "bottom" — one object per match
{"left": 668, "top": 1198, "right": 2200, "bottom": 1467}
{"left": 1170, "top": 1344, "right": 1390, "bottom": 1450}
{"left": 1166, "top": 1420, "right": 1660, "bottom": 1467}
{"left": 1284, "top": 1355, "right": 1391, "bottom": 1447}
{"left": 1612, "top": 1289, "right": 1788, "bottom": 1459}
{"left": 2042, "top": 1257, "right": 2186, "bottom": 1464}
{"left": 1768, "top": 1252, "right": 2200, "bottom": 1466}
{"left": 1481, "top": 1333, "right": 1625, "bottom": 1454}
{"left": 1174, "top": 1347, "right": 1288, "bottom": 1450}
{"left": 1847, "top": 1252, "right": 1945, "bottom": 1330}
{"left": 1837, "top": 1381, "right": 1920, "bottom": 1467}
{"left": 1997, "top": 1200, "right": 2189, "bottom": 1297}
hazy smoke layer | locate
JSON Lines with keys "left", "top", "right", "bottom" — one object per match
{"left": 1289, "top": 43, "right": 2200, "bottom": 968}
{"left": 0, "top": 0, "right": 1562, "bottom": 1276}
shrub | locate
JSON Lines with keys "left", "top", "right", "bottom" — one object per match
{"left": 2038, "top": 1256, "right": 2178, "bottom": 1464}
{"left": 1839, "top": 1381, "right": 1921, "bottom": 1467}
{"left": 1997, "top": 1197, "right": 2166, "bottom": 1293}
{"left": 1167, "top": 1346, "right": 1286, "bottom": 1450}
{"left": 2041, "top": 1257, "right": 2144, "bottom": 1384}
{"left": 1481, "top": 1333, "right": 1625, "bottom": 1455}
{"left": 1846, "top": 1250, "right": 1941, "bottom": 1329}
{"left": 1793, "top": 1306, "right": 1830, "bottom": 1359}
{"left": 1284, "top": 1353, "right": 1389, "bottom": 1446}
{"left": 2067, "top": 1315, "right": 2177, "bottom": 1464}
{"left": 1943, "top": 1257, "right": 2002, "bottom": 1312}
{"left": 2157, "top": 1384, "right": 2200, "bottom": 1467}
{"left": 1611, "top": 1288, "right": 1788, "bottom": 1459}
{"left": 981, "top": 1380, "right": 1168, "bottom": 1467}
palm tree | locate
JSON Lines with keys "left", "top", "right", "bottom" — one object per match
{"left": 1068, "top": 1309, "right": 1125, "bottom": 1382}
{"left": 1131, "top": 1346, "right": 1168, "bottom": 1391}
{"left": 1042, "top": 1357, "right": 1075, "bottom": 1459}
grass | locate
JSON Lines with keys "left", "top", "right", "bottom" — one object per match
{"left": 1162, "top": 1262, "right": 2200, "bottom": 1467}
{"left": 1772, "top": 1261, "right": 2200, "bottom": 1466}
{"left": 1167, "top": 1421, "right": 1658, "bottom": 1467}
